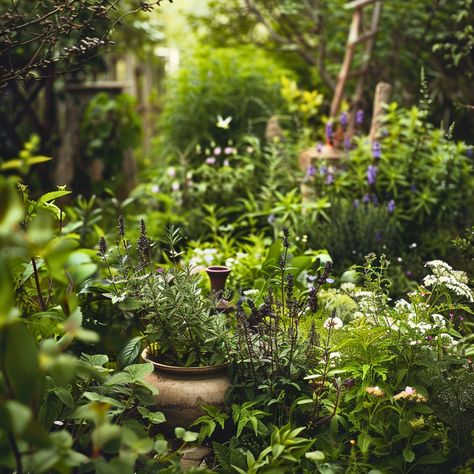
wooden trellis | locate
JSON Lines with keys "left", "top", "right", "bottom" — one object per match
{"left": 330, "top": 0, "right": 384, "bottom": 120}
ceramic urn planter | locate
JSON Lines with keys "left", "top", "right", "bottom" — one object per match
{"left": 141, "top": 348, "right": 231, "bottom": 429}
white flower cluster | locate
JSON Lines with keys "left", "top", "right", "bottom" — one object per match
{"left": 189, "top": 247, "right": 220, "bottom": 267}
{"left": 423, "top": 260, "right": 473, "bottom": 302}
{"left": 243, "top": 289, "right": 259, "bottom": 297}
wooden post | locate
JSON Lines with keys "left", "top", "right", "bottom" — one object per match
{"left": 330, "top": 9, "right": 362, "bottom": 118}
{"left": 369, "top": 82, "right": 392, "bottom": 141}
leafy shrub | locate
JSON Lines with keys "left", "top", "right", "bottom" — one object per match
{"left": 158, "top": 46, "right": 291, "bottom": 157}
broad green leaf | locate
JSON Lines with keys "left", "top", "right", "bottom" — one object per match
{"left": 403, "top": 448, "right": 415, "bottom": 463}
{"left": 4, "top": 322, "right": 41, "bottom": 405}
{"left": 358, "top": 431, "right": 372, "bottom": 454}
{"left": 117, "top": 336, "right": 145, "bottom": 369}
{"left": 37, "top": 190, "right": 72, "bottom": 205}
{"left": 124, "top": 363, "right": 154, "bottom": 382}
{"left": 0, "top": 177, "right": 23, "bottom": 235}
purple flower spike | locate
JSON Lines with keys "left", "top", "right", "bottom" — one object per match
{"left": 362, "top": 193, "right": 371, "bottom": 204}
{"left": 325, "top": 122, "right": 334, "bottom": 142}
{"left": 355, "top": 110, "right": 364, "bottom": 126}
{"left": 344, "top": 137, "right": 352, "bottom": 151}
{"left": 467, "top": 147, "right": 473, "bottom": 158}
{"left": 372, "top": 141, "right": 381, "bottom": 159}
{"left": 316, "top": 142, "right": 323, "bottom": 153}
{"left": 353, "top": 199, "right": 360, "bottom": 209}
{"left": 387, "top": 199, "right": 395, "bottom": 214}
{"left": 340, "top": 112, "right": 348, "bottom": 130}
{"left": 306, "top": 165, "right": 316, "bottom": 177}
{"left": 326, "top": 173, "right": 334, "bottom": 185}
{"left": 367, "top": 165, "right": 377, "bottom": 185}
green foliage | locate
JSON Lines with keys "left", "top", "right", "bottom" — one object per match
{"left": 80, "top": 92, "right": 142, "bottom": 177}
{"left": 158, "top": 46, "right": 291, "bottom": 155}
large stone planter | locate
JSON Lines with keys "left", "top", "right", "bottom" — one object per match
{"left": 141, "top": 349, "right": 231, "bottom": 429}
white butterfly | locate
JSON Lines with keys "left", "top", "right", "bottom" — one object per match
{"left": 216, "top": 115, "right": 232, "bottom": 129}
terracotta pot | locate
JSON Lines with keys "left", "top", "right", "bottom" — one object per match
{"left": 205, "top": 265, "right": 231, "bottom": 293}
{"left": 141, "top": 349, "right": 231, "bottom": 429}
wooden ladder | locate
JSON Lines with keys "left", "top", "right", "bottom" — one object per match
{"left": 330, "top": 0, "right": 383, "bottom": 119}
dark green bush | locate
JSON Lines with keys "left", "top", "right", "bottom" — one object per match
{"left": 158, "top": 46, "right": 291, "bottom": 157}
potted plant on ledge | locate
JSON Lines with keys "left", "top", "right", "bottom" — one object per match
{"left": 97, "top": 221, "right": 233, "bottom": 428}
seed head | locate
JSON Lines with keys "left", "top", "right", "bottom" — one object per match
{"left": 99, "top": 236, "right": 108, "bottom": 255}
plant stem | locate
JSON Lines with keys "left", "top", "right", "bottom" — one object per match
{"left": 31, "top": 257, "right": 47, "bottom": 311}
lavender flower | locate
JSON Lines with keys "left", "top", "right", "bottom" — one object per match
{"left": 319, "top": 166, "right": 328, "bottom": 176}
{"left": 281, "top": 226, "right": 290, "bottom": 248}
{"left": 118, "top": 216, "right": 125, "bottom": 237}
{"left": 367, "top": 165, "right": 377, "bottom": 185}
{"left": 355, "top": 110, "right": 364, "bottom": 126}
{"left": 267, "top": 214, "right": 276, "bottom": 225}
{"left": 340, "top": 112, "right": 348, "bottom": 130}
{"left": 99, "top": 236, "right": 108, "bottom": 255}
{"left": 316, "top": 142, "right": 323, "bottom": 153}
{"left": 325, "top": 122, "right": 334, "bottom": 143}
{"left": 372, "top": 141, "right": 381, "bottom": 159}
{"left": 353, "top": 199, "right": 360, "bottom": 209}
{"left": 326, "top": 173, "right": 334, "bottom": 185}
{"left": 387, "top": 199, "right": 395, "bottom": 214}
{"left": 344, "top": 137, "right": 352, "bottom": 151}
{"left": 362, "top": 193, "right": 371, "bottom": 204}
{"left": 467, "top": 147, "right": 473, "bottom": 158}
{"left": 306, "top": 165, "right": 316, "bottom": 177}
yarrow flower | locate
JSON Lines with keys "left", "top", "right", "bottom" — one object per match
{"left": 393, "top": 386, "right": 427, "bottom": 403}
{"left": 167, "top": 167, "right": 176, "bottom": 177}
{"left": 205, "top": 157, "right": 216, "bottom": 165}
{"left": 367, "top": 165, "right": 377, "bottom": 185}
{"left": 223, "top": 159, "right": 230, "bottom": 167}
{"left": 366, "top": 386, "right": 385, "bottom": 397}
{"left": 323, "top": 316, "right": 343, "bottom": 330}
{"left": 151, "top": 184, "right": 160, "bottom": 194}
{"left": 213, "top": 147, "right": 222, "bottom": 156}
{"left": 243, "top": 289, "right": 259, "bottom": 297}
{"left": 423, "top": 260, "right": 473, "bottom": 302}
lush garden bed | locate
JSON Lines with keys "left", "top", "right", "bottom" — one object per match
{"left": 1, "top": 1, "right": 474, "bottom": 473}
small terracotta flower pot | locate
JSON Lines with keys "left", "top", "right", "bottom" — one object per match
{"left": 205, "top": 265, "right": 231, "bottom": 293}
